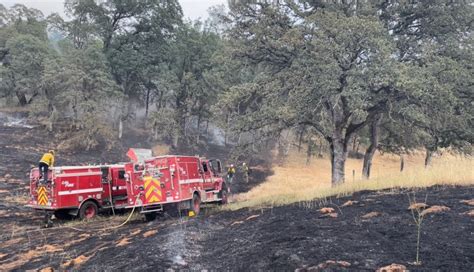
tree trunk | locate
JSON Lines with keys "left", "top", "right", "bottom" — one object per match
{"left": 329, "top": 138, "right": 347, "bottom": 186}
{"left": 196, "top": 114, "right": 201, "bottom": 145}
{"left": 157, "top": 89, "right": 164, "bottom": 109}
{"left": 277, "top": 138, "right": 286, "bottom": 165}
{"left": 118, "top": 119, "right": 123, "bottom": 139}
{"left": 16, "top": 92, "right": 27, "bottom": 106}
{"left": 362, "top": 114, "right": 382, "bottom": 179}
{"left": 424, "top": 149, "right": 434, "bottom": 168}
{"left": 317, "top": 138, "right": 324, "bottom": 158}
{"left": 297, "top": 127, "right": 305, "bottom": 153}
{"left": 224, "top": 114, "right": 229, "bottom": 147}
{"left": 174, "top": 108, "right": 187, "bottom": 148}
{"left": 145, "top": 88, "right": 151, "bottom": 127}
{"left": 47, "top": 105, "right": 57, "bottom": 132}
{"left": 352, "top": 136, "right": 358, "bottom": 153}
{"left": 400, "top": 155, "right": 405, "bottom": 172}
{"left": 306, "top": 139, "right": 313, "bottom": 165}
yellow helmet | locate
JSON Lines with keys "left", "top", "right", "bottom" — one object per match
{"left": 48, "top": 150, "right": 55, "bottom": 155}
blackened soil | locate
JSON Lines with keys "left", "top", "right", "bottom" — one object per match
{"left": 2, "top": 186, "right": 472, "bottom": 271}
{"left": 197, "top": 185, "right": 474, "bottom": 271}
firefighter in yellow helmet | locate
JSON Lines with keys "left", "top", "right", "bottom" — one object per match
{"left": 38, "top": 150, "right": 55, "bottom": 183}
{"left": 227, "top": 164, "right": 236, "bottom": 183}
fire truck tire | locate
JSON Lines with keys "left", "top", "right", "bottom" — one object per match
{"left": 191, "top": 193, "right": 201, "bottom": 216}
{"left": 79, "top": 201, "right": 98, "bottom": 220}
{"left": 144, "top": 212, "right": 158, "bottom": 222}
{"left": 54, "top": 210, "right": 73, "bottom": 220}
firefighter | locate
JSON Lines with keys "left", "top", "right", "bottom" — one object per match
{"left": 227, "top": 164, "right": 236, "bottom": 183}
{"left": 242, "top": 162, "right": 251, "bottom": 183}
{"left": 38, "top": 150, "right": 55, "bottom": 183}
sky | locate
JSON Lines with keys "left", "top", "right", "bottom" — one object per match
{"left": 0, "top": 0, "right": 227, "bottom": 20}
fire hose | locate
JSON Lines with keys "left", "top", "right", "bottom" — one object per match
{"left": 12, "top": 193, "right": 143, "bottom": 238}
{"left": 65, "top": 192, "right": 142, "bottom": 231}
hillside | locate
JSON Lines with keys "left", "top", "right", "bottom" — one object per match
{"left": 0, "top": 112, "right": 473, "bottom": 271}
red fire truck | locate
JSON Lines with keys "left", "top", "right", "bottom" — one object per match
{"left": 124, "top": 155, "right": 228, "bottom": 221}
{"left": 27, "top": 154, "right": 229, "bottom": 222}
{"left": 27, "top": 164, "right": 128, "bottom": 220}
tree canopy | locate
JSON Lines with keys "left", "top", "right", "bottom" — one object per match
{"left": 0, "top": 0, "right": 471, "bottom": 184}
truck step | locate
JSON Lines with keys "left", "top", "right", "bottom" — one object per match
{"left": 112, "top": 195, "right": 128, "bottom": 201}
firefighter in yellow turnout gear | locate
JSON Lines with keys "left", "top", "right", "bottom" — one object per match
{"left": 227, "top": 164, "right": 236, "bottom": 183}
{"left": 242, "top": 162, "right": 250, "bottom": 183}
{"left": 39, "top": 150, "right": 55, "bottom": 184}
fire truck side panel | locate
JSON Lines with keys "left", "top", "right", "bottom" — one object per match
{"left": 56, "top": 170, "right": 103, "bottom": 209}
{"left": 54, "top": 174, "right": 79, "bottom": 209}
{"left": 176, "top": 157, "right": 192, "bottom": 201}
{"left": 125, "top": 163, "right": 144, "bottom": 207}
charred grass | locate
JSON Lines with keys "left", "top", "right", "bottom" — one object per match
{"left": 4, "top": 185, "right": 465, "bottom": 271}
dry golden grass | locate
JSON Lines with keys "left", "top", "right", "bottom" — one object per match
{"left": 152, "top": 144, "right": 170, "bottom": 156}
{"left": 228, "top": 150, "right": 473, "bottom": 210}
{"left": 0, "top": 106, "right": 30, "bottom": 113}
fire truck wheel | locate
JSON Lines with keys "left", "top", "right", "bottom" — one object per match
{"left": 191, "top": 193, "right": 201, "bottom": 216}
{"left": 79, "top": 201, "right": 98, "bottom": 220}
{"left": 144, "top": 212, "right": 158, "bottom": 222}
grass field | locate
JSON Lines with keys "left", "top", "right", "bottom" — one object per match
{"left": 230, "top": 149, "right": 474, "bottom": 209}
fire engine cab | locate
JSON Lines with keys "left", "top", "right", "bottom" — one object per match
{"left": 125, "top": 155, "right": 228, "bottom": 221}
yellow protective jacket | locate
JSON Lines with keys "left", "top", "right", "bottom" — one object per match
{"left": 40, "top": 153, "right": 55, "bottom": 166}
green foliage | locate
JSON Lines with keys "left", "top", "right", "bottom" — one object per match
{"left": 41, "top": 43, "right": 123, "bottom": 150}
{"left": 135, "top": 20, "right": 225, "bottom": 148}
{"left": 0, "top": 34, "right": 52, "bottom": 105}
{"left": 0, "top": 0, "right": 471, "bottom": 166}
{"left": 0, "top": 4, "right": 51, "bottom": 105}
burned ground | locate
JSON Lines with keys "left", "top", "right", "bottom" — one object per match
{"left": 2, "top": 185, "right": 472, "bottom": 271}
{"left": 0, "top": 112, "right": 473, "bottom": 271}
